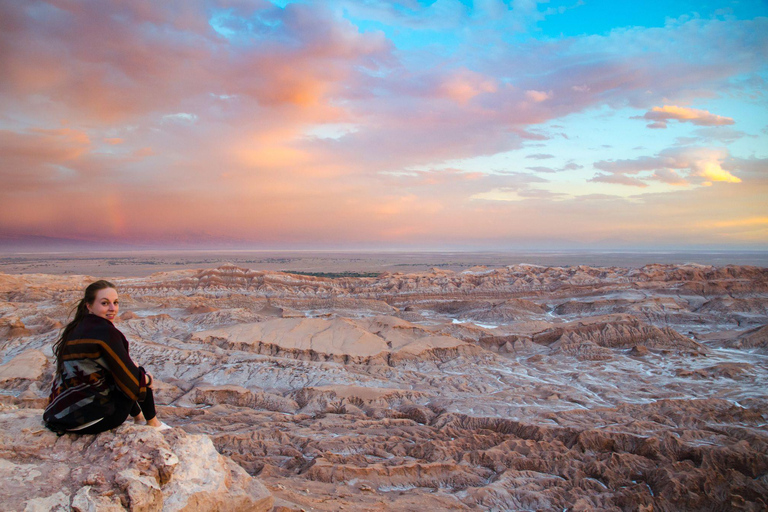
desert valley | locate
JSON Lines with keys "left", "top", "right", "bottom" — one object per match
{"left": 1, "top": 255, "right": 767, "bottom": 511}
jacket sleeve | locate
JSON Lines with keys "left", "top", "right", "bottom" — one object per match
{"left": 99, "top": 329, "right": 148, "bottom": 401}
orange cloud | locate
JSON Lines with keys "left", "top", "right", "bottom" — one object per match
{"left": 0, "top": 128, "right": 89, "bottom": 162}
{"left": 0, "top": 128, "right": 91, "bottom": 190}
{"left": 642, "top": 105, "right": 735, "bottom": 129}
{"left": 238, "top": 146, "right": 310, "bottom": 169}
{"left": 699, "top": 217, "right": 768, "bottom": 242}
{"left": 712, "top": 217, "right": 768, "bottom": 228}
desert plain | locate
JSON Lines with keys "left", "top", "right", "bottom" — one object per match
{"left": 1, "top": 251, "right": 767, "bottom": 511}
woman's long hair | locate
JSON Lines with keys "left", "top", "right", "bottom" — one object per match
{"left": 53, "top": 280, "right": 117, "bottom": 372}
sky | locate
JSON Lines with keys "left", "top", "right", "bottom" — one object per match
{"left": 0, "top": 0, "right": 767, "bottom": 251}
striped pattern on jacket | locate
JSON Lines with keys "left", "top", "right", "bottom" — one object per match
{"left": 43, "top": 314, "right": 148, "bottom": 430}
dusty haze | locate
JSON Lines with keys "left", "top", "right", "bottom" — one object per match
{"left": 1, "top": 250, "right": 766, "bottom": 277}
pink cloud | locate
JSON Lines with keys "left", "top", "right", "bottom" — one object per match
{"left": 640, "top": 105, "right": 735, "bottom": 129}
{"left": 376, "top": 169, "right": 549, "bottom": 204}
{"left": 5, "top": 2, "right": 759, "bottom": 185}
{"left": 0, "top": 3, "right": 765, "bottom": 249}
{"left": 0, "top": 128, "right": 91, "bottom": 189}
{"left": 0, "top": 1, "right": 391, "bottom": 123}
{"left": 525, "top": 90, "right": 552, "bottom": 102}
{"left": 437, "top": 69, "right": 497, "bottom": 104}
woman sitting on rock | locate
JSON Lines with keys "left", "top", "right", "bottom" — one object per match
{"left": 44, "top": 280, "right": 167, "bottom": 434}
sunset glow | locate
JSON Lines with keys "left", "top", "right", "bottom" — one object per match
{"left": 0, "top": 0, "right": 766, "bottom": 251}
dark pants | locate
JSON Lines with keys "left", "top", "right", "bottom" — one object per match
{"left": 74, "top": 388, "right": 157, "bottom": 435}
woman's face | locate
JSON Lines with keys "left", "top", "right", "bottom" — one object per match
{"left": 87, "top": 287, "right": 119, "bottom": 322}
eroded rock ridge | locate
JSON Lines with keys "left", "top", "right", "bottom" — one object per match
{"left": 1, "top": 263, "right": 766, "bottom": 511}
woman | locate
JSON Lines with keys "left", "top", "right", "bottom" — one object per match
{"left": 44, "top": 280, "right": 167, "bottom": 434}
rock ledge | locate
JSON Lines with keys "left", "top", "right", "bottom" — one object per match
{"left": 0, "top": 407, "right": 273, "bottom": 512}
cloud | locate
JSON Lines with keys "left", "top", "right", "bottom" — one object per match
{"left": 527, "top": 162, "right": 584, "bottom": 173}
{"left": 0, "top": 128, "right": 91, "bottom": 189}
{"left": 594, "top": 156, "right": 666, "bottom": 175}
{"left": 6, "top": 2, "right": 759, "bottom": 182}
{"left": 438, "top": 69, "right": 498, "bottom": 104}
{"left": 383, "top": 168, "right": 486, "bottom": 188}
{"left": 651, "top": 169, "right": 688, "bottom": 185}
{"left": 162, "top": 113, "right": 198, "bottom": 123}
{"left": 711, "top": 217, "right": 768, "bottom": 228}
{"left": 592, "top": 146, "right": 743, "bottom": 187}
{"left": 380, "top": 168, "right": 548, "bottom": 201}
{"left": 699, "top": 161, "right": 741, "bottom": 184}
{"left": 525, "top": 90, "right": 552, "bottom": 102}
{"left": 0, "top": 2, "right": 765, "bottom": 249}
{"left": 639, "top": 105, "right": 735, "bottom": 129}
{"left": 690, "top": 126, "right": 750, "bottom": 143}
{"left": 0, "top": 1, "right": 392, "bottom": 123}
{"left": 589, "top": 173, "right": 649, "bottom": 187}
{"left": 722, "top": 156, "right": 768, "bottom": 178}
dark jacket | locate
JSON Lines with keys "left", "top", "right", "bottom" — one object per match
{"left": 43, "top": 314, "right": 148, "bottom": 431}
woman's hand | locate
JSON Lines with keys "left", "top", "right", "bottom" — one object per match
{"left": 145, "top": 371, "right": 154, "bottom": 388}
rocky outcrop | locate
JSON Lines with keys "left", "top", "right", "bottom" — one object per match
{"left": 532, "top": 314, "right": 704, "bottom": 353}
{"left": 405, "top": 298, "right": 548, "bottom": 324}
{"left": 739, "top": 324, "right": 768, "bottom": 349}
{"left": 95, "top": 263, "right": 768, "bottom": 302}
{"left": 0, "top": 407, "right": 273, "bottom": 512}
{"left": 697, "top": 297, "right": 768, "bottom": 326}
{"left": 192, "top": 317, "right": 392, "bottom": 364}
{"left": 191, "top": 316, "right": 478, "bottom": 365}
{"left": 719, "top": 324, "right": 768, "bottom": 351}
{"left": 178, "top": 384, "right": 299, "bottom": 413}
{"left": 0, "top": 349, "right": 50, "bottom": 392}
{"left": 291, "top": 385, "right": 430, "bottom": 415}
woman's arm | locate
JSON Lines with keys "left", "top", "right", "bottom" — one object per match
{"left": 98, "top": 329, "right": 149, "bottom": 401}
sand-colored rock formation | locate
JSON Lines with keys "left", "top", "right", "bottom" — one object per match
{"left": 0, "top": 407, "right": 273, "bottom": 512}
{"left": 531, "top": 313, "right": 705, "bottom": 361}
{"left": 1, "top": 262, "right": 767, "bottom": 510}
{"left": 191, "top": 315, "right": 477, "bottom": 365}
{"left": 172, "top": 397, "right": 766, "bottom": 511}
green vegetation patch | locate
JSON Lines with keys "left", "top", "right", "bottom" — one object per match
{"left": 279, "top": 270, "right": 381, "bottom": 279}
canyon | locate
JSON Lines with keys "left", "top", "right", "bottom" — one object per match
{"left": 1, "top": 261, "right": 767, "bottom": 510}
